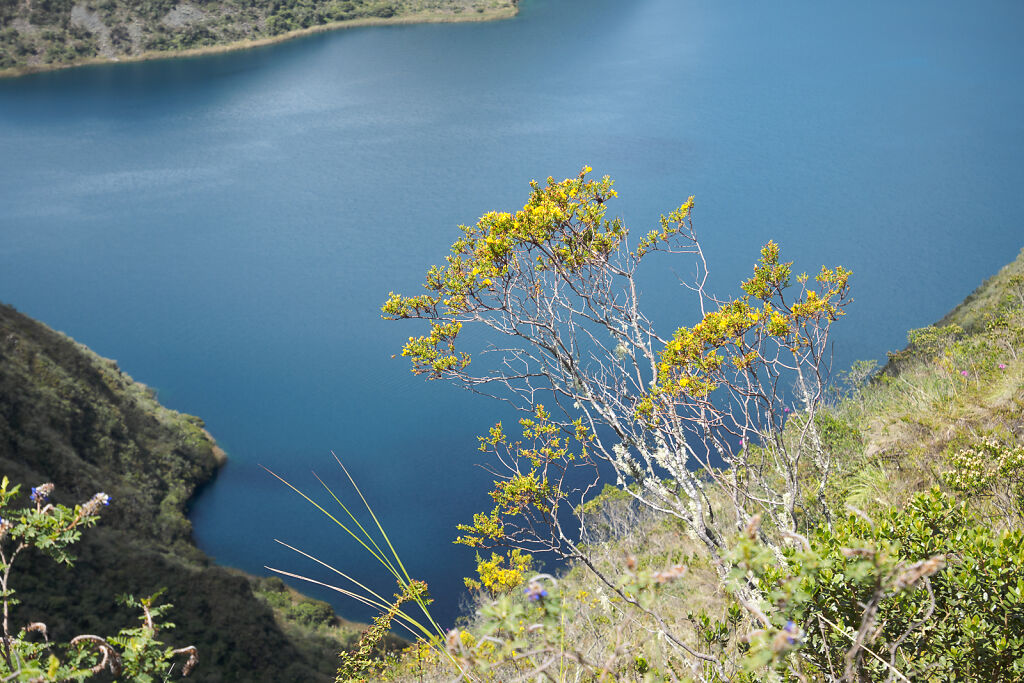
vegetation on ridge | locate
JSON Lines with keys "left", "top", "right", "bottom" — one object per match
{"left": 0, "top": 0, "right": 516, "bottom": 74}
{"left": 0, "top": 302, "right": 392, "bottom": 681}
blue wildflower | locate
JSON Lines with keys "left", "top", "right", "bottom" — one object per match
{"left": 524, "top": 581, "right": 548, "bottom": 602}
{"left": 30, "top": 483, "right": 54, "bottom": 504}
{"left": 80, "top": 492, "right": 110, "bottom": 517}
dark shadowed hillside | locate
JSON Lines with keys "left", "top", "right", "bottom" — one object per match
{"left": 0, "top": 302, "right": 393, "bottom": 682}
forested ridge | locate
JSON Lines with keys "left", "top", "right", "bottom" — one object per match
{"left": 0, "top": 0, "right": 515, "bottom": 73}
{"left": 0, "top": 302, "right": 399, "bottom": 681}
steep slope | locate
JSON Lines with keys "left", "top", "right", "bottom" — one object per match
{"left": 0, "top": 0, "right": 517, "bottom": 75}
{"left": 381, "top": 247, "right": 1024, "bottom": 681}
{"left": 831, "top": 247, "right": 1024, "bottom": 512}
{"left": 0, "top": 301, "right": 372, "bottom": 682}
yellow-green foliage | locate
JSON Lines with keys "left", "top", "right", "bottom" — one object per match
{"left": 464, "top": 549, "right": 533, "bottom": 595}
{"left": 382, "top": 168, "right": 627, "bottom": 377}
{"left": 382, "top": 244, "right": 1024, "bottom": 682}
{"left": 454, "top": 405, "right": 593, "bottom": 551}
{"left": 635, "top": 197, "right": 695, "bottom": 257}
{"left": 337, "top": 580, "right": 429, "bottom": 683}
{"left": 639, "top": 241, "right": 850, "bottom": 416}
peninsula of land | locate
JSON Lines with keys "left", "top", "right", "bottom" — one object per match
{"left": 0, "top": 302, "right": 406, "bottom": 681}
{"left": 0, "top": 0, "right": 517, "bottom": 77}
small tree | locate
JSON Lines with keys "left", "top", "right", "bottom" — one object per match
{"left": 383, "top": 169, "right": 850, "bottom": 626}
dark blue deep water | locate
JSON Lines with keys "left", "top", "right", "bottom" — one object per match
{"left": 2, "top": 0, "right": 1023, "bottom": 625}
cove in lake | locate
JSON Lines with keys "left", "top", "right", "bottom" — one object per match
{"left": 1, "top": 0, "right": 1023, "bottom": 626}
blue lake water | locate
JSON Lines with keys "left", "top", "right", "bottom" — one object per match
{"left": 2, "top": 0, "right": 1023, "bottom": 626}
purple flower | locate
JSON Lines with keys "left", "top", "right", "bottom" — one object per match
{"left": 80, "top": 492, "right": 110, "bottom": 518}
{"left": 783, "top": 620, "right": 800, "bottom": 645}
{"left": 999, "top": 363, "right": 1007, "bottom": 370}
{"left": 783, "top": 407, "right": 790, "bottom": 413}
{"left": 524, "top": 581, "right": 548, "bottom": 602}
{"left": 961, "top": 370, "right": 970, "bottom": 377}
{"left": 29, "top": 483, "right": 54, "bottom": 504}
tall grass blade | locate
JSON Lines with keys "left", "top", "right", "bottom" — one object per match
{"left": 312, "top": 469, "right": 401, "bottom": 581}
{"left": 262, "top": 465, "right": 394, "bottom": 574}
{"left": 264, "top": 458, "right": 468, "bottom": 677}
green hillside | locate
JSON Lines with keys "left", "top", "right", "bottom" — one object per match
{"left": 0, "top": 0, "right": 516, "bottom": 75}
{"left": 0, "top": 302, "right": 393, "bottom": 682}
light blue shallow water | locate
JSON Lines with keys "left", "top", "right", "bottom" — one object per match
{"left": 2, "top": 0, "right": 1023, "bottom": 625}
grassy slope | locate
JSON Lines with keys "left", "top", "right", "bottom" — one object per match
{"left": 0, "top": 302, "right": 391, "bottom": 682}
{"left": 0, "top": 0, "right": 516, "bottom": 75}
{"left": 831, "top": 247, "right": 1024, "bottom": 515}
{"left": 384, "top": 248, "right": 1024, "bottom": 681}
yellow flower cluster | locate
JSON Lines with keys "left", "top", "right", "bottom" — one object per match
{"left": 641, "top": 243, "right": 851, "bottom": 416}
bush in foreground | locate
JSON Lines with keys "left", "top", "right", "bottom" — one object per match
{"left": 0, "top": 477, "right": 196, "bottom": 681}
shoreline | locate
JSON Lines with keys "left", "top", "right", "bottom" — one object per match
{"left": 0, "top": 4, "right": 517, "bottom": 80}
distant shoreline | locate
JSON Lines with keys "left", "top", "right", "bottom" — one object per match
{"left": 0, "top": 4, "right": 517, "bottom": 80}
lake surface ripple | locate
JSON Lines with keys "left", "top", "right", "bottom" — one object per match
{"left": 1, "top": 0, "right": 1023, "bottom": 625}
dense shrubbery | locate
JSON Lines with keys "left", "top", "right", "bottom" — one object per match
{"left": 264, "top": 0, "right": 399, "bottom": 35}
{"left": 382, "top": 487, "right": 1024, "bottom": 681}
{"left": 254, "top": 577, "right": 336, "bottom": 628}
{"left": 739, "top": 489, "right": 1024, "bottom": 680}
